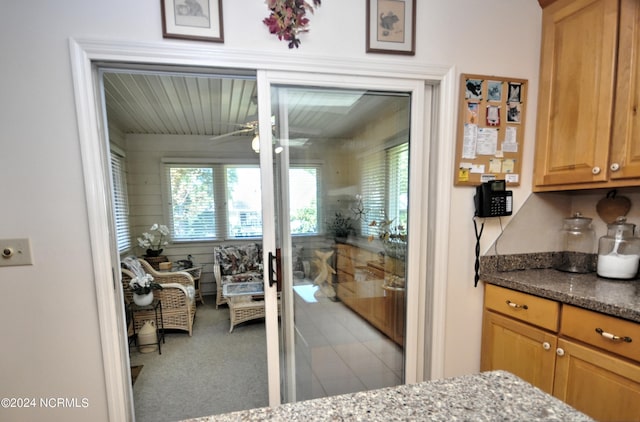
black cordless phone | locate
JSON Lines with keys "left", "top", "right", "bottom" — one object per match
{"left": 474, "top": 180, "right": 512, "bottom": 217}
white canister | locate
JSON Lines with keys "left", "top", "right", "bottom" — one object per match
{"left": 597, "top": 217, "right": 640, "bottom": 279}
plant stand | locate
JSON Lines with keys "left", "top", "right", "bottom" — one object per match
{"left": 142, "top": 255, "right": 168, "bottom": 270}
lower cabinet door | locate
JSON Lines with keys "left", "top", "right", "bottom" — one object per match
{"left": 554, "top": 338, "right": 640, "bottom": 422}
{"left": 481, "top": 310, "right": 557, "bottom": 394}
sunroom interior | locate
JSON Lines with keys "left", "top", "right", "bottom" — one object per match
{"left": 105, "top": 67, "right": 412, "bottom": 415}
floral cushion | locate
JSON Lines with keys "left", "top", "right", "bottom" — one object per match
{"left": 215, "top": 243, "right": 262, "bottom": 276}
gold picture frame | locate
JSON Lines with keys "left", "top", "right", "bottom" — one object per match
{"left": 366, "top": 0, "right": 416, "bottom": 55}
{"left": 161, "top": 0, "right": 224, "bottom": 43}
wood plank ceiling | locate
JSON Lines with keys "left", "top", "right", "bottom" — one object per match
{"left": 102, "top": 71, "right": 404, "bottom": 142}
{"left": 103, "top": 72, "right": 258, "bottom": 139}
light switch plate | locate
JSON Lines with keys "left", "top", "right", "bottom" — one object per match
{"left": 0, "top": 238, "right": 33, "bottom": 267}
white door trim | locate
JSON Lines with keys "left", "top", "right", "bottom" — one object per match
{"left": 68, "top": 37, "right": 455, "bottom": 420}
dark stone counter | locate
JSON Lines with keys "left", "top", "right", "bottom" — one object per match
{"left": 480, "top": 253, "right": 640, "bottom": 323}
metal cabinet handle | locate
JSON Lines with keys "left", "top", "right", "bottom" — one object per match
{"left": 556, "top": 348, "right": 565, "bottom": 357}
{"left": 542, "top": 342, "right": 551, "bottom": 350}
{"left": 595, "top": 327, "right": 632, "bottom": 343}
{"left": 506, "top": 300, "right": 528, "bottom": 310}
{"left": 592, "top": 166, "right": 601, "bottom": 175}
{"left": 610, "top": 163, "right": 620, "bottom": 172}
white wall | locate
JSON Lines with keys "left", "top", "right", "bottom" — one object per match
{"left": 0, "top": 1, "right": 541, "bottom": 420}
{"left": 484, "top": 188, "right": 640, "bottom": 255}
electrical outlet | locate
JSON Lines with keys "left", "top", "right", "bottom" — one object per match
{"left": 0, "top": 238, "right": 33, "bottom": 267}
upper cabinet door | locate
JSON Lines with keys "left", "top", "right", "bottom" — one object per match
{"left": 534, "top": 0, "right": 618, "bottom": 189}
{"left": 611, "top": 0, "right": 640, "bottom": 181}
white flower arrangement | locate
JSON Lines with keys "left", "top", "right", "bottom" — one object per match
{"left": 129, "top": 273, "right": 162, "bottom": 295}
{"left": 123, "top": 256, "right": 163, "bottom": 295}
{"left": 137, "top": 224, "right": 170, "bottom": 253}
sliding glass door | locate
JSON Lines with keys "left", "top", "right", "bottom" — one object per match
{"left": 257, "top": 72, "right": 425, "bottom": 405}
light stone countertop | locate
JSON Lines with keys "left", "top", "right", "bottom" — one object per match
{"left": 184, "top": 370, "right": 592, "bottom": 421}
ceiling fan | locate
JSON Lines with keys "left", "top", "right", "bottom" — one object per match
{"left": 209, "top": 121, "right": 258, "bottom": 141}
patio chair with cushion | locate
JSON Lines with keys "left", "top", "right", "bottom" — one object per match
{"left": 122, "top": 259, "right": 197, "bottom": 336}
{"left": 213, "top": 243, "right": 263, "bottom": 308}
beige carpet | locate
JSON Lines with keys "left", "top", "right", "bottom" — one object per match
{"left": 129, "top": 299, "right": 269, "bottom": 422}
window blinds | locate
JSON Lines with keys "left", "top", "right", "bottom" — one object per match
{"left": 167, "top": 166, "right": 219, "bottom": 241}
{"left": 360, "top": 149, "right": 386, "bottom": 237}
{"left": 387, "top": 143, "right": 409, "bottom": 228}
{"left": 110, "top": 151, "right": 132, "bottom": 252}
{"left": 360, "top": 142, "right": 409, "bottom": 237}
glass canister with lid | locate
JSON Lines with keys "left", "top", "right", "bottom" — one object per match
{"left": 555, "top": 212, "right": 596, "bottom": 273}
{"left": 597, "top": 217, "right": 640, "bottom": 279}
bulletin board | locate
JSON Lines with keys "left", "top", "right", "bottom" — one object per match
{"left": 454, "top": 73, "right": 528, "bottom": 186}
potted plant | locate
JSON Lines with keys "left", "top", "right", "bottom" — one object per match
{"left": 137, "top": 224, "right": 170, "bottom": 257}
{"left": 329, "top": 212, "right": 355, "bottom": 241}
{"left": 368, "top": 216, "right": 407, "bottom": 260}
{"left": 123, "top": 256, "right": 163, "bottom": 306}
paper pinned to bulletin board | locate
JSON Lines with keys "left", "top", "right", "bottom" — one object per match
{"left": 454, "top": 73, "right": 527, "bottom": 186}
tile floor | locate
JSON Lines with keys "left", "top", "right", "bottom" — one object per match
{"left": 290, "top": 282, "right": 404, "bottom": 400}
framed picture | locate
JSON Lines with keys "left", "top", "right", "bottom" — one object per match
{"left": 161, "top": 0, "right": 224, "bottom": 43}
{"left": 366, "top": 0, "right": 416, "bottom": 55}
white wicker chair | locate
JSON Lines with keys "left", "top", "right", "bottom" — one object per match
{"left": 181, "top": 266, "right": 204, "bottom": 304}
{"left": 122, "top": 259, "right": 197, "bottom": 336}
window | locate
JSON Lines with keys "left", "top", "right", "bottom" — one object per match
{"left": 360, "top": 142, "right": 409, "bottom": 236}
{"left": 226, "top": 166, "right": 262, "bottom": 238}
{"left": 289, "top": 167, "right": 318, "bottom": 235}
{"left": 168, "top": 166, "right": 217, "bottom": 241}
{"left": 166, "top": 163, "right": 320, "bottom": 241}
{"left": 110, "top": 150, "right": 132, "bottom": 252}
{"left": 387, "top": 143, "right": 409, "bottom": 228}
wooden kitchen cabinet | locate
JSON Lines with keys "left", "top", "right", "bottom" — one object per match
{"left": 610, "top": 0, "right": 640, "bottom": 182}
{"left": 481, "top": 284, "right": 559, "bottom": 393}
{"left": 554, "top": 338, "right": 640, "bottom": 421}
{"left": 557, "top": 304, "right": 640, "bottom": 421}
{"left": 481, "top": 284, "right": 640, "bottom": 421}
{"left": 481, "top": 311, "right": 557, "bottom": 393}
{"left": 334, "top": 243, "right": 405, "bottom": 346}
{"left": 534, "top": 0, "right": 640, "bottom": 191}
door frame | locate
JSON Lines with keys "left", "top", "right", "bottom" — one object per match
{"left": 69, "top": 37, "right": 456, "bottom": 420}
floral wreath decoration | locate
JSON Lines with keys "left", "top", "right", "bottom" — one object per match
{"left": 263, "top": 0, "right": 322, "bottom": 49}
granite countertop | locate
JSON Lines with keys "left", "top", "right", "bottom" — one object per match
{"left": 184, "top": 370, "right": 592, "bottom": 421}
{"left": 480, "top": 254, "right": 640, "bottom": 323}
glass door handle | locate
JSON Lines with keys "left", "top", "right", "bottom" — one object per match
{"left": 268, "top": 251, "right": 277, "bottom": 287}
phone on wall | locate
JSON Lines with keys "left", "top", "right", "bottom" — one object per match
{"left": 474, "top": 180, "right": 512, "bottom": 217}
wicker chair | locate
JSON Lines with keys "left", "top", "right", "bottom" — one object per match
{"left": 213, "top": 243, "right": 263, "bottom": 308}
{"left": 183, "top": 266, "right": 204, "bottom": 305}
{"left": 122, "top": 259, "right": 197, "bottom": 336}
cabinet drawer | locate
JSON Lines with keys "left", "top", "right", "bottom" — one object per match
{"left": 561, "top": 305, "right": 640, "bottom": 362}
{"left": 336, "top": 269, "right": 355, "bottom": 284}
{"left": 484, "top": 284, "right": 560, "bottom": 332}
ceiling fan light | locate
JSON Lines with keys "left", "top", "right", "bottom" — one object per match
{"left": 251, "top": 134, "right": 260, "bottom": 153}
